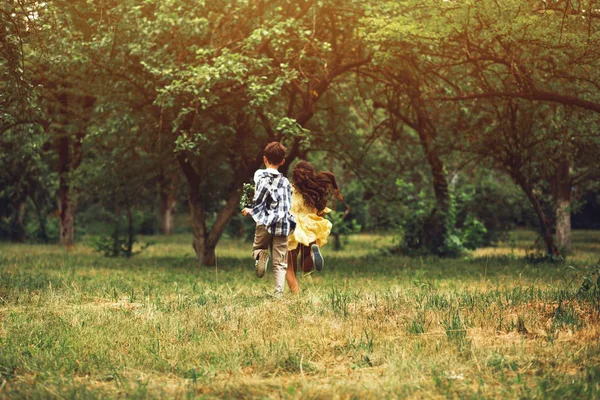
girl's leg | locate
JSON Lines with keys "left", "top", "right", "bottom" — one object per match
{"left": 300, "top": 243, "right": 314, "bottom": 273}
{"left": 286, "top": 248, "right": 300, "bottom": 294}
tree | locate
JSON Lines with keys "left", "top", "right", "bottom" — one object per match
{"left": 106, "top": 0, "right": 371, "bottom": 265}
{"left": 360, "top": 0, "right": 600, "bottom": 255}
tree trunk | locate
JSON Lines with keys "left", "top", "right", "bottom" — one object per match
{"left": 32, "top": 196, "right": 49, "bottom": 243}
{"left": 333, "top": 232, "right": 342, "bottom": 251}
{"left": 414, "top": 111, "right": 451, "bottom": 254}
{"left": 184, "top": 165, "right": 259, "bottom": 266}
{"left": 59, "top": 192, "right": 77, "bottom": 246}
{"left": 555, "top": 158, "right": 571, "bottom": 252}
{"left": 390, "top": 86, "right": 452, "bottom": 255}
{"left": 188, "top": 186, "right": 211, "bottom": 266}
{"left": 160, "top": 180, "right": 176, "bottom": 235}
{"left": 423, "top": 147, "right": 451, "bottom": 253}
{"left": 53, "top": 93, "right": 91, "bottom": 247}
{"left": 203, "top": 187, "right": 246, "bottom": 265}
{"left": 10, "top": 200, "right": 26, "bottom": 243}
{"left": 125, "top": 201, "right": 134, "bottom": 257}
{"left": 179, "top": 145, "right": 263, "bottom": 266}
{"left": 56, "top": 132, "right": 76, "bottom": 246}
{"left": 515, "top": 176, "right": 558, "bottom": 256}
{"left": 188, "top": 171, "right": 255, "bottom": 266}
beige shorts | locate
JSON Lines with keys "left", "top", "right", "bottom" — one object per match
{"left": 252, "top": 224, "right": 288, "bottom": 268}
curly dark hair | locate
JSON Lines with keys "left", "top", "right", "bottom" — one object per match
{"left": 292, "top": 160, "right": 342, "bottom": 211}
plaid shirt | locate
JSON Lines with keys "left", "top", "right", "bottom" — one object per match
{"left": 250, "top": 168, "right": 296, "bottom": 236}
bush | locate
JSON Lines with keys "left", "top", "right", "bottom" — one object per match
{"left": 454, "top": 172, "right": 527, "bottom": 244}
{"left": 327, "top": 211, "right": 361, "bottom": 250}
{"left": 89, "top": 214, "right": 152, "bottom": 258}
{"left": 25, "top": 215, "right": 60, "bottom": 243}
{"left": 395, "top": 178, "right": 491, "bottom": 257}
{"left": 135, "top": 211, "right": 157, "bottom": 235}
{"left": 460, "top": 215, "right": 487, "bottom": 250}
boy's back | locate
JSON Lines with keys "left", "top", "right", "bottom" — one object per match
{"left": 241, "top": 142, "right": 295, "bottom": 296}
{"left": 251, "top": 168, "right": 294, "bottom": 236}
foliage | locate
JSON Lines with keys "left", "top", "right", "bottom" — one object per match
{"left": 239, "top": 183, "right": 255, "bottom": 210}
{"left": 395, "top": 179, "right": 492, "bottom": 256}
{"left": 3, "top": 0, "right": 600, "bottom": 260}
{"left": 326, "top": 210, "right": 361, "bottom": 250}
{"left": 89, "top": 214, "right": 152, "bottom": 258}
{"left": 454, "top": 171, "right": 528, "bottom": 244}
{"left": 460, "top": 216, "right": 488, "bottom": 251}
{"left": 0, "top": 126, "right": 56, "bottom": 242}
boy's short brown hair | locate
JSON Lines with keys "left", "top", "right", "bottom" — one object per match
{"left": 264, "top": 142, "right": 286, "bottom": 164}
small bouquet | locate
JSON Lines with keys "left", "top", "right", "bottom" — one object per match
{"left": 240, "top": 183, "right": 255, "bottom": 210}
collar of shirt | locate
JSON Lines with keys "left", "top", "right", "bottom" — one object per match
{"left": 265, "top": 168, "right": 280, "bottom": 175}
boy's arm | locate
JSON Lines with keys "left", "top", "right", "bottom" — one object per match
{"left": 247, "top": 176, "right": 269, "bottom": 222}
{"left": 253, "top": 169, "right": 262, "bottom": 184}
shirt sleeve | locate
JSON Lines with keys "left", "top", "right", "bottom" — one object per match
{"left": 249, "top": 176, "right": 269, "bottom": 221}
{"left": 253, "top": 170, "right": 263, "bottom": 184}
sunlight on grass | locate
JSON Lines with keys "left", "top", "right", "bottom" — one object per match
{"left": 474, "top": 230, "right": 600, "bottom": 263}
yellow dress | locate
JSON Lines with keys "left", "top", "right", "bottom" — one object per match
{"left": 288, "top": 189, "right": 332, "bottom": 250}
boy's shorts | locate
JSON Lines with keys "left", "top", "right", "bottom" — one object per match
{"left": 252, "top": 224, "right": 288, "bottom": 267}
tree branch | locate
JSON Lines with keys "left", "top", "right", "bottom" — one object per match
{"left": 437, "top": 90, "right": 600, "bottom": 113}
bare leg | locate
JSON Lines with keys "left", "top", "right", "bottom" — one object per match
{"left": 286, "top": 248, "right": 300, "bottom": 294}
{"left": 300, "top": 243, "right": 314, "bottom": 273}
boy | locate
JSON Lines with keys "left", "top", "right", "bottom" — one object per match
{"left": 242, "top": 142, "right": 296, "bottom": 296}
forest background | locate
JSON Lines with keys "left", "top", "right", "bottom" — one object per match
{"left": 2, "top": 1, "right": 600, "bottom": 398}
{"left": 2, "top": 0, "right": 600, "bottom": 260}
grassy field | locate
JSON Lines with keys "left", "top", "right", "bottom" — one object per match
{"left": 1, "top": 230, "right": 599, "bottom": 399}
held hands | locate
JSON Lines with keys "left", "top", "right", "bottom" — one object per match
{"left": 242, "top": 207, "right": 252, "bottom": 217}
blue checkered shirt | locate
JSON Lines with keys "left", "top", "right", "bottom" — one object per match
{"left": 250, "top": 169, "right": 296, "bottom": 236}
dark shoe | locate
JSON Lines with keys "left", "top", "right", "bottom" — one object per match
{"left": 311, "top": 244, "right": 324, "bottom": 271}
{"left": 255, "top": 250, "right": 269, "bottom": 278}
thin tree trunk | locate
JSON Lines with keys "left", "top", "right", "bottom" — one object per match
{"left": 555, "top": 158, "right": 571, "bottom": 252}
{"left": 188, "top": 185, "right": 210, "bottom": 266}
{"left": 515, "top": 176, "right": 558, "bottom": 256}
{"left": 53, "top": 91, "right": 74, "bottom": 246}
{"left": 333, "top": 232, "right": 342, "bottom": 251}
{"left": 56, "top": 133, "right": 76, "bottom": 246}
{"left": 53, "top": 94, "right": 91, "bottom": 246}
{"left": 415, "top": 119, "right": 451, "bottom": 254}
{"left": 184, "top": 163, "right": 259, "bottom": 266}
{"left": 125, "top": 200, "right": 134, "bottom": 257}
{"left": 160, "top": 180, "right": 176, "bottom": 235}
{"left": 423, "top": 147, "right": 451, "bottom": 252}
{"left": 202, "top": 187, "right": 245, "bottom": 265}
{"left": 556, "top": 199, "right": 571, "bottom": 252}
{"left": 387, "top": 86, "right": 452, "bottom": 255}
{"left": 10, "top": 200, "right": 26, "bottom": 243}
{"left": 32, "top": 196, "right": 48, "bottom": 243}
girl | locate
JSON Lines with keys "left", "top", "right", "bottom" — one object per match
{"left": 286, "top": 161, "right": 343, "bottom": 294}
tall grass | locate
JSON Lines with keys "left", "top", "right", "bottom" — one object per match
{"left": 0, "top": 231, "right": 599, "bottom": 398}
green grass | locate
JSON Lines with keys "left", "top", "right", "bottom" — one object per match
{"left": 0, "top": 231, "right": 599, "bottom": 398}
